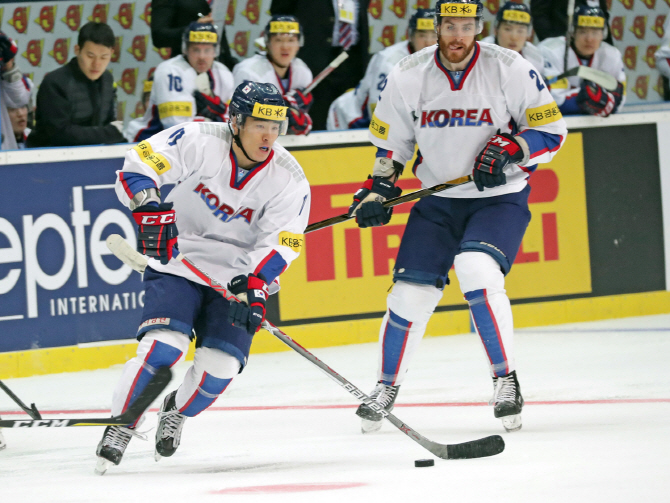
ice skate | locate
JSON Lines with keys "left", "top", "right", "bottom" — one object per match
{"left": 95, "top": 425, "right": 146, "bottom": 475}
{"left": 491, "top": 371, "right": 524, "bottom": 432}
{"left": 355, "top": 381, "right": 400, "bottom": 434}
{"left": 155, "top": 391, "right": 187, "bottom": 461}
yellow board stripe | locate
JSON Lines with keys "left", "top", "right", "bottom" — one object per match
{"left": 440, "top": 3, "right": 477, "bottom": 17}
{"left": 158, "top": 101, "right": 192, "bottom": 119}
{"left": 526, "top": 101, "right": 563, "bottom": 126}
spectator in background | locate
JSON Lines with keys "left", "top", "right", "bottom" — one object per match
{"left": 327, "top": 9, "right": 437, "bottom": 130}
{"left": 539, "top": 5, "right": 625, "bottom": 117}
{"left": 654, "top": 16, "right": 670, "bottom": 101}
{"left": 124, "top": 76, "right": 153, "bottom": 143}
{"left": 151, "top": 0, "right": 238, "bottom": 71}
{"left": 0, "top": 31, "right": 32, "bottom": 150}
{"left": 531, "top": 0, "right": 613, "bottom": 45}
{"left": 270, "top": 0, "right": 370, "bottom": 131}
{"left": 233, "top": 15, "right": 314, "bottom": 135}
{"left": 26, "top": 22, "right": 124, "bottom": 148}
{"left": 481, "top": 2, "right": 544, "bottom": 73}
{"left": 125, "top": 22, "right": 234, "bottom": 143}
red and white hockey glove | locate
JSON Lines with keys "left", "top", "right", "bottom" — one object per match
{"left": 287, "top": 108, "right": 312, "bottom": 135}
{"left": 0, "top": 32, "right": 18, "bottom": 67}
{"left": 228, "top": 273, "right": 269, "bottom": 335}
{"left": 283, "top": 88, "right": 313, "bottom": 112}
{"left": 132, "top": 202, "right": 179, "bottom": 265}
{"left": 194, "top": 91, "right": 227, "bottom": 122}
{"left": 473, "top": 132, "right": 524, "bottom": 192}
{"left": 576, "top": 81, "right": 616, "bottom": 117}
{"left": 348, "top": 176, "right": 402, "bottom": 228}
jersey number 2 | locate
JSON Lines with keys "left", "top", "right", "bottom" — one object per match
{"left": 529, "top": 70, "right": 545, "bottom": 91}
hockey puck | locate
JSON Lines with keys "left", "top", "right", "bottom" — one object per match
{"left": 414, "top": 459, "right": 434, "bottom": 468}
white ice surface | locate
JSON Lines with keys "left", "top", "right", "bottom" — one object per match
{"left": 1, "top": 314, "right": 669, "bottom": 503}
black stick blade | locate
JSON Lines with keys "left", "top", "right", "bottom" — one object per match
{"left": 447, "top": 435, "right": 505, "bottom": 459}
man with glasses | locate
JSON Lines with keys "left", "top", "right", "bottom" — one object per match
{"left": 233, "top": 15, "right": 314, "bottom": 135}
{"left": 347, "top": 0, "right": 566, "bottom": 434}
{"left": 125, "top": 22, "right": 234, "bottom": 142}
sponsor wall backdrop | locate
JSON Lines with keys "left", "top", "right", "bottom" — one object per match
{"left": 0, "top": 0, "right": 666, "bottom": 128}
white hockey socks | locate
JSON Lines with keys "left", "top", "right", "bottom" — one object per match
{"left": 455, "top": 252, "right": 516, "bottom": 377}
{"left": 378, "top": 281, "right": 443, "bottom": 386}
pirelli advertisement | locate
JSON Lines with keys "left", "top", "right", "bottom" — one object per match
{"left": 0, "top": 124, "right": 666, "bottom": 356}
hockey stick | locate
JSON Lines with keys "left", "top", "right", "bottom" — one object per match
{"left": 546, "top": 66, "right": 618, "bottom": 91}
{"left": 0, "top": 367, "right": 171, "bottom": 428}
{"left": 305, "top": 175, "right": 473, "bottom": 234}
{"left": 0, "top": 380, "right": 41, "bottom": 420}
{"left": 303, "top": 51, "right": 349, "bottom": 95}
{"left": 106, "top": 235, "right": 505, "bottom": 460}
{"left": 564, "top": 0, "right": 576, "bottom": 75}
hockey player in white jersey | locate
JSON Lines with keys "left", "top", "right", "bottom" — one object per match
{"left": 480, "top": 2, "right": 544, "bottom": 74}
{"left": 348, "top": 0, "right": 566, "bottom": 434}
{"left": 327, "top": 9, "right": 438, "bottom": 130}
{"left": 654, "top": 15, "right": 670, "bottom": 100}
{"left": 539, "top": 5, "right": 625, "bottom": 117}
{"left": 233, "top": 15, "right": 314, "bottom": 135}
{"left": 124, "top": 22, "right": 234, "bottom": 143}
{"left": 95, "top": 81, "right": 310, "bottom": 474}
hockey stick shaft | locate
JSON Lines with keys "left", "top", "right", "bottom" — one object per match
{"left": 0, "top": 380, "right": 41, "bottom": 420}
{"left": 546, "top": 66, "right": 618, "bottom": 91}
{"left": 304, "top": 175, "right": 473, "bottom": 234}
{"left": 303, "top": 51, "right": 349, "bottom": 95}
{"left": 105, "top": 235, "right": 504, "bottom": 459}
{"left": 564, "top": 0, "right": 576, "bottom": 73}
{"left": 0, "top": 367, "right": 171, "bottom": 428}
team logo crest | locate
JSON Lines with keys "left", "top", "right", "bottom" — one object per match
{"left": 115, "top": 3, "right": 134, "bottom": 29}
{"left": 233, "top": 31, "right": 250, "bottom": 57}
{"left": 131, "top": 99, "right": 145, "bottom": 119}
{"left": 35, "top": 6, "right": 57, "bottom": 33}
{"left": 653, "top": 75, "right": 665, "bottom": 97}
{"left": 630, "top": 16, "right": 646, "bottom": 39}
{"left": 643, "top": 46, "right": 657, "bottom": 68}
{"left": 241, "top": 0, "right": 261, "bottom": 25}
{"left": 378, "top": 25, "right": 397, "bottom": 47}
{"left": 89, "top": 3, "right": 109, "bottom": 24}
{"left": 618, "top": 0, "right": 634, "bottom": 9}
{"left": 49, "top": 38, "right": 70, "bottom": 65}
{"left": 120, "top": 67, "right": 138, "bottom": 95}
{"left": 128, "top": 34, "right": 148, "bottom": 61}
{"left": 226, "top": 0, "right": 236, "bottom": 25}
{"left": 369, "top": 0, "right": 384, "bottom": 20}
{"left": 483, "top": 0, "right": 500, "bottom": 15}
{"left": 62, "top": 4, "right": 83, "bottom": 31}
{"left": 664, "top": 0, "right": 670, "bottom": 7}
{"left": 9, "top": 7, "right": 30, "bottom": 33}
{"left": 652, "top": 15, "right": 665, "bottom": 38}
{"left": 111, "top": 36, "right": 122, "bottom": 62}
{"left": 631, "top": 75, "right": 649, "bottom": 99}
{"left": 640, "top": 0, "right": 655, "bottom": 7}
{"left": 153, "top": 46, "right": 172, "bottom": 60}
{"left": 22, "top": 39, "right": 43, "bottom": 66}
{"left": 611, "top": 16, "right": 625, "bottom": 40}
{"left": 139, "top": 2, "right": 151, "bottom": 26}
{"left": 413, "top": 0, "right": 432, "bottom": 8}
{"left": 389, "top": 0, "right": 407, "bottom": 18}
{"left": 623, "top": 46, "right": 637, "bottom": 70}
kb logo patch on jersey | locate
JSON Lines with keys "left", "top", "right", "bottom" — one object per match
{"left": 193, "top": 183, "right": 255, "bottom": 224}
{"left": 421, "top": 108, "right": 493, "bottom": 128}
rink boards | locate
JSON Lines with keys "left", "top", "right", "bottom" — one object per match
{"left": 1, "top": 112, "right": 669, "bottom": 377}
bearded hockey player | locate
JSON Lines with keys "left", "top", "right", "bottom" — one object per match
{"left": 95, "top": 81, "right": 310, "bottom": 474}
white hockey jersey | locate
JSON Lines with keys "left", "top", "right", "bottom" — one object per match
{"left": 1, "top": 72, "right": 33, "bottom": 150}
{"left": 116, "top": 122, "right": 311, "bottom": 291}
{"left": 327, "top": 41, "right": 413, "bottom": 130}
{"left": 369, "top": 42, "right": 567, "bottom": 199}
{"left": 481, "top": 36, "right": 544, "bottom": 74}
{"left": 538, "top": 36, "right": 626, "bottom": 108}
{"left": 654, "top": 16, "right": 670, "bottom": 79}
{"left": 124, "top": 56, "right": 234, "bottom": 143}
{"left": 232, "top": 54, "right": 313, "bottom": 94}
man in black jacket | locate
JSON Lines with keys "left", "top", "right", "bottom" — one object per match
{"left": 531, "top": 0, "right": 613, "bottom": 45}
{"left": 27, "top": 22, "right": 124, "bottom": 148}
{"left": 270, "top": 0, "right": 370, "bottom": 131}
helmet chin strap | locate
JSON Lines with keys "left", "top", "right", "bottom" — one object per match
{"left": 228, "top": 122, "right": 259, "bottom": 167}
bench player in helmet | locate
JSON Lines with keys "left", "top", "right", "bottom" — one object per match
{"left": 348, "top": 0, "right": 566, "bottom": 434}
{"left": 480, "top": 2, "right": 544, "bottom": 74}
{"left": 95, "top": 81, "right": 310, "bottom": 474}
{"left": 327, "top": 9, "right": 438, "bottom": 130}
{"left": 538, "top": 5, "right": 625, "bottom": 117}
{"left": 233, "top": 15, "right": 314, "bottom": 135}
{"left": 125, "top": 22, "right": 234, "bottom": 142}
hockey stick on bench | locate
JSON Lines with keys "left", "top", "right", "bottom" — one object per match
{"left": 303, "top": 51, "right": 349, "bottom": 95}
{"left": 106, "top": 235, "right": 504, "bottom": 460}
{"left": 0, "top": 380, "right": 42, "bottom": 420}
{"left": 0, "top": 367, "right": 171, "bottom": 428}
{"left": 305, "top": 175, "right": 473, "bottom": 234}
{"left": 546, "top": 66, "right": 618, "bottom": 91}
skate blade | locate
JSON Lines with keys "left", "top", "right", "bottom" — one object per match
{"left": 361, "top": 418, "right": 383, "bottom": 434}
{"left": 154, "top": 451, "right": 163, "bottom": 462}
{"left": 501, "top": 414, "right": 522, "bottom": 432}
{"left": 94, "top": 457, "right": 112, "bottom": 475}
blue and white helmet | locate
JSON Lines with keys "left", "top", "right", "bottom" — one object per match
{"left": 263, "top": 14, "right": 304, "bottom": 47}
{"left": 434, "top": 0, "right": 484, "bottom": 35}
{"left": 409, "top": 9, "right": 436, "bottom": 36}
{"left": 182, "top": 22, "right": 220, "bottom": 55}
{"left": 229, "top": 81, "right": 289, "bottom": 135}
{"left": 495, "top": 2, "right": 532, "bottom": 36}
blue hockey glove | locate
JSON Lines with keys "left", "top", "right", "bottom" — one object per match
{"left": 473, "top": 132, "right": 524, "bottom": 192}
{"left": 348, "top": 176, "right": 402, "bottom": 228}
{"left": 227, "top": 273, "right": 268, "bottom": 335}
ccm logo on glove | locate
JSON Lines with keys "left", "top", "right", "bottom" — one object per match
{"left": 137, "top": 213, "right": 177, "bottom": 225}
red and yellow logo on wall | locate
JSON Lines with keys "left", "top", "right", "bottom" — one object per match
{"left": 49, "top": 38, "right": 70, "bottom": 65}
{"left": 624, "top": 46, "right": 638, "bottom": 70}
{"left": 618, "top": 0, "right": 634, "bottom": 9}
{"left": 653, "top": 75, "right": 665, "bottom": 97}
{"left": 640, "top": 0, "right": 655, "bottom": 8}
{"left": 35, "top": 6, "right": 57, "bottom": 33}
{"left": 128, "top": 34, "right": 148, "bottom": 62}
{"left": 413, "top": 0, "right": 432, "bottom": 7}
{"left": 140, "top": 2, "right": 151, "bottom": 26}
{"left": 233, "top": 31, "right": 250, "bottom": 57}
{"left": 242, "top": 0, "right": 261, "bottom": 25}
{"left": 22, "top": 39, "right": 43, "bottom": 67}
{"left": 279, "top": 134, "right": 591, "bottom": 321}
{"left": 389, "top": 0, "right": 407, "bottom": 18}
{"left": 226, "top": 0, "right": 236, "bottom": 25}
{"left": 611, "top": 16, "right": 625, "bottom": 41}
{"left": 652, "top": 15, "right": 666, "bottom": 38}
{"left": 89, "top": 3, "right": 109, "bottom": 24}
{"left": 9, "top": 7, "right": 30, "bottom": 34}
{"left": 119, "top": 67, "right": 138, "bottom": 95}
{"left": 111, "top": 36, "right": 122, "bottom": 63}
{"left": 630, "top": 15, "right": 647, "bottom": 39}
{"left": 115, "top": 3, "right": 134, "bottom": 29}
{"left": 154, "top": 46, "right": 171, "bottom": 60}
{"left": 643, "top": 45, "right": 658, "bottom": 68}
{"left": 369, "top": 0, "right": 384, "bottom": 20}
{"left": 62, "top": 4, "right": 83, "bottom": 31}
{"left": 378, "top": 25, "right": 397, "bottom": 47}
{"left": 632, "top": 75, "right": 649, "bottom": 98}
{"left": 483, "top": 0, "right": 500, "bottom": 15}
